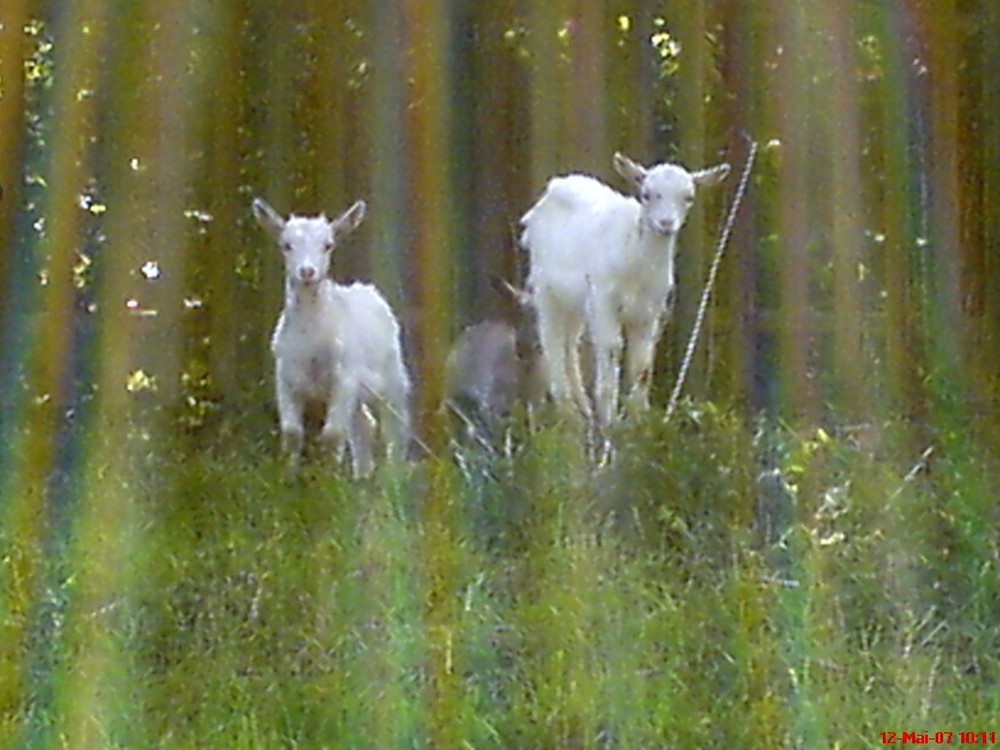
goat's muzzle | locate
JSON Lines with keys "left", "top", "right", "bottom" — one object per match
{"left": 297, "top": 265, "right": 319, "bottom": 284}
{"left": 652, "top": 218, "right": 679, "bottom": 236}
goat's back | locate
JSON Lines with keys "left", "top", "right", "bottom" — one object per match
{"left": 521, "top": 174, "right": 641, "bottom": 295}
{"left": 329, "top": 282, "right": 409, "bottom": 388}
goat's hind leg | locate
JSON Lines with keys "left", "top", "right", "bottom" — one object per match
{"left": 536, "top": 310, "right": 570, "bottom": 409}
{"left": 379, "top": 385, "right": 411, "bottom": 464}
{"left": 564, "top": 329, "right": 593, "bottom": 424}
{"left": 589, "top": 304, "right": 624, "bottom": 431}
{"left": 537, "top": 301, "right": 591, "bottom": 423}
{"left": 348, "top": 405, "right": 377, "bottom": 479}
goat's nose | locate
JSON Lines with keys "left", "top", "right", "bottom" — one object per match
{"left": 299, "top": 265, "right": 317, "bottom": 282}
{"left": 656, "top": 218, "right": 679, "bottom": 235}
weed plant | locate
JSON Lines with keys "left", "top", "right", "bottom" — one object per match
{"left": 2, "top": 401, "right": 998, "bottom": 748}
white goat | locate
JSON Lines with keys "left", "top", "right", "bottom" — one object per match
{"left": 444, "top": 277, "right": 545, "bottom": 441}
{"left": 253, "top": 197, "right": 411, "bottom": 476}
{"left": 521, "top": 152, "right": 730, "bottom": 429}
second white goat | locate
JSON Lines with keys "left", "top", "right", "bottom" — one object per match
{"left": 253, "top": 197, "right": 411, "bottom": 476}
{"left": 521, "top": 152, "right": 730, "bottom": 429}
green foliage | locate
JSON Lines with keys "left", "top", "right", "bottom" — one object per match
{"left": 3, "top": 404, "right": 998, "bottom": 748}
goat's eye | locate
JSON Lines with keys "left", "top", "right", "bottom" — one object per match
{"left": 684, "top": 193, "right": 695, "bottom": 205}
{"left": 640, "top": 189, "right": 652, "bottom": 203}
{"left": 280, "top": 242, "right": 293, "bottom": 253}
{"left": 324, "top": 241, "right": 335, "bottom": 252}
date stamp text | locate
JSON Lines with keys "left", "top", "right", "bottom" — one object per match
{"left": 882, "top": 732, "right": 997, "bottom": 745}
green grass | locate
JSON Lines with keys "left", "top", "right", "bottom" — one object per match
{"left": 2, "top": 401, "right": 999, "bottom": 748}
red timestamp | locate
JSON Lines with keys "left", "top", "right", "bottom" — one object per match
{"left": 882, "top": 732, "right": 998, "bottom": 745}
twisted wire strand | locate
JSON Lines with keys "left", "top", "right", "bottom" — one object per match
{"left": 666, "top": 137, "right": 758, "bottom": 422}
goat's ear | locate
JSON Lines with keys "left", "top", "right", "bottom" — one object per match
{"left": 613, "top": 152, "right": 647, "bottom": 187}
{"left": 252, "top": 197, "right": 285, "bottom": 239}
{"left": 691, "top": 163, "right": 731, "bottom": 189}
{"left": 332, "top": 200, "right": 366, "bottom": 239}
{"left": 489, "top": 275, "right": 530, "bottom": 308}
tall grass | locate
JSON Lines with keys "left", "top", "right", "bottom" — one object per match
{"left": 3, "top": 402, "right": 998, "bottom": 749}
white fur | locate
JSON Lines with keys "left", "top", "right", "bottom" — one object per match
{"left": 521, "top": 153, "right": 729, "bottom": 428}
{"left": 253, "top": 197, "right": 411, "bottom": 475}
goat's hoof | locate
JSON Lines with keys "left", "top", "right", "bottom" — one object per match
{"left": 351, "top": 463, "right": 376, "bottom": 481}
{"left": 588, "top": 434, "right": 615, "bottom": 470}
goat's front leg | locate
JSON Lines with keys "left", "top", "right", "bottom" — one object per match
{"left": 592, "top": 343, "right": 622, "bottom": 430}
{"left": 320, "top": 382, "right": 359, "bottom": 474}
{"left": 623, "top": 314, "right": 662, "bottom": 415}
{"left": 276, "top": 376, "right": 305, "bottom": 467}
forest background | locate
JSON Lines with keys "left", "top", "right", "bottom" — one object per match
{"left": 1, "top": 2, "right": 999, "bottom": 748}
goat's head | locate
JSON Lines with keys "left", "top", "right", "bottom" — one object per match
{"left": 489, "top": 275, "right": 543, "bottom": 379}
{"left": 252, "top": 197, "right": 367, "bottom": 288}
{"left": 613, "top": 153, "right": 730, "bottom": 237}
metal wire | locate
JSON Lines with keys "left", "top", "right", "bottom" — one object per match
{"left": 666, "top": 137, "right": 758, "bottom": 422}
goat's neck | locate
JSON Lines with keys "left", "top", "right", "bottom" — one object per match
{"left": 285, "top": 278, "right": 331, "bottom": 315}
{"left": 636, "top": 220, "right": 678, "bottom": 256}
